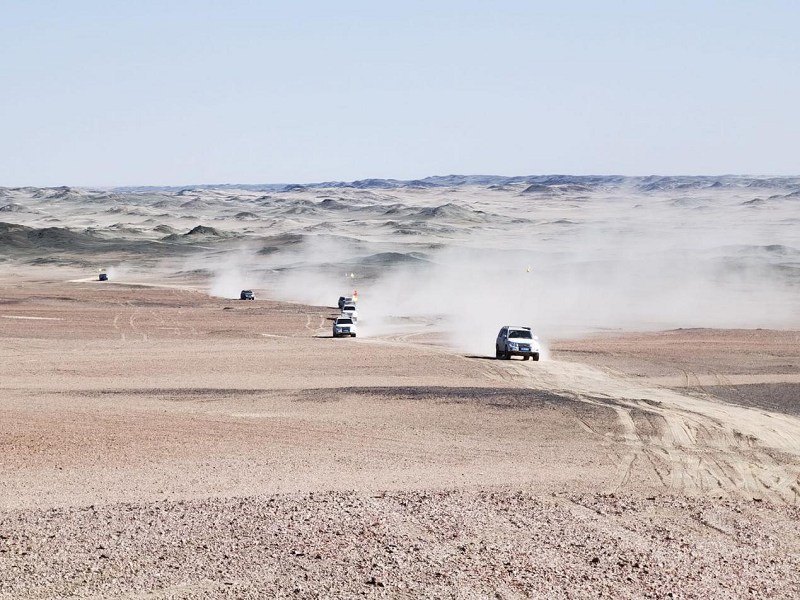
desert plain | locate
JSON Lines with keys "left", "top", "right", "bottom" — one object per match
{"left": 1, "top": 175, "right": 799, "bottom": 598}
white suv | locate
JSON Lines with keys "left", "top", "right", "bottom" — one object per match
{"left": 495, "top": 326, "right": 540, "bottom": 361}
{"left": 341, "top": 304, "right": 358, "bottom": 322}
{"left": 333, "top": 316, "right": 356, "bottom": 337}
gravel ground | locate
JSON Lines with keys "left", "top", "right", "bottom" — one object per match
{"left": 2, "top": 490, "right": 799, "bottom": 599}
{"left": 702, "top": 383, "right": 800, "bottom": 417}
{"left": 2, "top": 279, "right": 800, "bottom": 598}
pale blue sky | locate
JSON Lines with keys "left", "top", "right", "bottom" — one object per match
{"left": 1, "top": 0, "right": 798, "bottom": 186}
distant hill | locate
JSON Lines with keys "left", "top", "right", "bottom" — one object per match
{"left": 111, "top": 174, "right": 800, "bottom": 194}
{"left": 0, "top": 203, "right": 41, "bottom": 213}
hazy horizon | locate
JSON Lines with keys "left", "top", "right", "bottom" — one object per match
{"left": 5, "top": 172, "right": 800, "bottom": 191}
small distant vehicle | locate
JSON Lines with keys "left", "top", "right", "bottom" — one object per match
{"left": 333, "top": 316, "right": 356, "bottom": 337}
{"left": 496, "top": 326, "right": 540, "bottom": 361}
{"left": 98, "top": 273, "right": 108, "bottom": 281}
{"left": 341, "top": 304, "right": 357, "bottom": 322}
{"left": 338, "top": 296, "right": 353, "bottom": 309}
{"left": 240, "top": 290, "right": 255, "bottom": 300}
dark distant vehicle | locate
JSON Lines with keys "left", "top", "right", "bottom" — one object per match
{"left": 495, "top": 326, "right": 540, "bottom": 361}
{"left": 98, "top": 273, "right": 108, "bottom": 281}
{"left": 240, "top": 290, "right": 254, "bottom": 300}
{"left": 338, "top": 295, "right": 351, "bottom": 309}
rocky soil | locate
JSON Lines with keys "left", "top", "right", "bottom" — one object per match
{"left": 2, "top": 490, "right": 799, "bottom": 599}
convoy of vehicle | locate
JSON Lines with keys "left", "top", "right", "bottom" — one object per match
{"left": 89, "top": 272, "right": 540, "bottom": 361}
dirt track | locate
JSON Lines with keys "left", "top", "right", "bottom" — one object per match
{"left": 1, "top": 275, "right": 799, "bottom": 598}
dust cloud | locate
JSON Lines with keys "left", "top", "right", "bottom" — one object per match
{"left": 206, "top": 195, "right": 799, "bottom": 356}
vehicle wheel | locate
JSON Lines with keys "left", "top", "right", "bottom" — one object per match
{"left": 495, "top": 346, "right": 502, "bottom": 359}
{"left": 351, "top": 333, "right": 356, "bottom": 337}
{"left": 532, "top": 353, "right": 540, "bottom": 362}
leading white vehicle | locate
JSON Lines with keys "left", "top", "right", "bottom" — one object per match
{"left": 495, "top": 326, "right": 540, "bottom": 361}
{"left": 340, "top": 303, "right": 357, "bottom": 322}
{"left": 333, "top": 316, "right": 357, "bottom": 337}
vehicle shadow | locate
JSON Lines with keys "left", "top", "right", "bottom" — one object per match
{"left": 465, "top": 355, "right": 531, "bottom": 361}
{"left": 313, "top": 334, "right": 357, "bottom": 339}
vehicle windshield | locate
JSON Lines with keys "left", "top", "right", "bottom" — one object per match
{"left": 508, "top": 330, "right": 532, "bottom": 339}
{"left": 343, "top": 306, "right": 356, "bottom": 311}
{"left": 337, "top": 319, "right": 353, "bottom": 325}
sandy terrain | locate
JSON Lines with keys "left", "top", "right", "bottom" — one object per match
{"left": 553, "top": 330, "right": 800, "bottom": 416}
{"left": 1, "top": 276, "right": 799, "bottom": 598}
{"left": 1, "top": 178, "right": 799, "bottom": 597}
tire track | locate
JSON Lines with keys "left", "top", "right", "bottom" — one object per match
{"left": 366, "top": 323, "right": 800, "bottom": 503}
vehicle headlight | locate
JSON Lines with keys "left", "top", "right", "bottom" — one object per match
{"left": 508, "top": 342, "right": 518, "bottom": 349}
